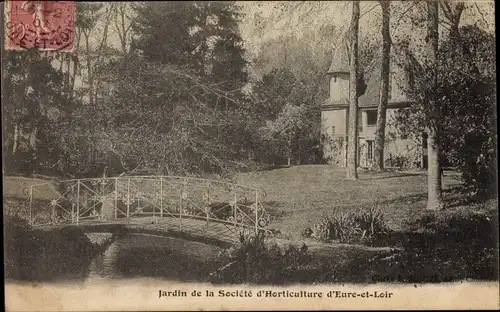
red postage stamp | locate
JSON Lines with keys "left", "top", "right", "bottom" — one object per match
{"left": 4, "top": 1, "right": 76, "bottom": 52}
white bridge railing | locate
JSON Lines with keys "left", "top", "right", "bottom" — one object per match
{"left": 22, "top": 176, "right": 272, "bottom": 241}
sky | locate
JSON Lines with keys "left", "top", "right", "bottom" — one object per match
{"left": 82, "top": 1, "right": 495, "bottom": 60}
{"left": 238, "top": 1, "right": 495, "bottom": 60}
{"left": 71, "top": 1, "right": 495, "bottom": 92}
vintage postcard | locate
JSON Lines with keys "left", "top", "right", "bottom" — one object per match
{"left": 2, "top": 1, "right": 498, "bottom": 311}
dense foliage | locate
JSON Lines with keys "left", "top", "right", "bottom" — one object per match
{"left": 2, "top": 2, "right": 255, "bottom": 178}
{"left": 246, "top": 68, "right": 323, "bottom": 166}
{"left": 2, "top": 49, "right": 83, "bottom": 176}
{"left": 393, "top": 25, "right": 496, "bottom": 197}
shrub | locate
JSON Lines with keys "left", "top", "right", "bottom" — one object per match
{"left": 406, "top": 208, "right": 498, "bottom": 245}
{"left": 209, "top": 232, "right": 311, "bottom": 284}
{"left": 451, "top": 137, "right": 497, "bottom": 199}
{"left": 312, "top": 207, "right": 390, "bottom": 243}
{"left": 4, "top": 200, "right": 30, "bottom": 220}
{"left": 395, "top": 208, "right": 499, "bottom": 281}
{"left": 320, "top": 135, "right": 345, "bottom": 166}
{"left": 385, "top": 154, "right": 412, "bottom": 169}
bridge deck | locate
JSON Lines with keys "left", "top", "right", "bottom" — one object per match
{"left": 40, "top": 216, "right": 249, "bottom": 245}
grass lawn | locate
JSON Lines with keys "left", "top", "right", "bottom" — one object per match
{"left": 3, "top": 176, "right": 62, "bottom": 200}
{"left": 235, "top": 165, "right": 467, "bottom": 240}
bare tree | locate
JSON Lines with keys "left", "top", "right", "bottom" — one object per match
{"left": 373, "top": 1, "right": 391, "bottom": 172}
{"left": 55, "top": 29, "right": 81, "bottom": 100}
{"left": 346, "top": 1, "right": 360, "bottom": 180}
{"left": 425, "top": 0, "right": 444, "bottom": 210}
{"left": 80, "top": 3, "right": 115, "bottom": 106}
{"left": 112, "top": 2, "right": 135, "bottom": 54}
{"left": 439, "top": 0, "right": 465, "bottom": 40}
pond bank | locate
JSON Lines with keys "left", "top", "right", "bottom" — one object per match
{"left": 4, "top": 216, "right": 120, "bottom": 282}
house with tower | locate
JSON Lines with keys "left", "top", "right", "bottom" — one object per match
{"left": 321, "top": 39, "right": 426, "bottom": 169}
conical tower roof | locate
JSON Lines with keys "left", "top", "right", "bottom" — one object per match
{"left": 327, "top": 34, "right": 350, "bottom": 75}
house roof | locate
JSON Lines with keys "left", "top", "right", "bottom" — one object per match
{"left": 324, "top": 45, "right": 413, "bottom": 109}
{"left": 361, "top": 48, "right": 414, "bottom": 107}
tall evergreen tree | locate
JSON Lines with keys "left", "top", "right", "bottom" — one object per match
{"left": 132, "top": 2, "right": 197, "bottom": 67}
{"left": 132, "top": 1, "right": 247, "bottom": 89}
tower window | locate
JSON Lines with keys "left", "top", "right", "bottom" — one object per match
{"left": 366, "top": 110, "right": 377, "bottom": 126}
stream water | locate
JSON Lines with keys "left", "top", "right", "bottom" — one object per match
{"left": 83, "top": 234, "right": 222, "bottom": 283}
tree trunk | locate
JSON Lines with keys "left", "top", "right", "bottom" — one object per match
{"left": 12, "top": 123, "right": 19, "bottom": 155}
{"left": 373, "top": 1, "right": 391, "bottom": 172}
{"left": 427, "top": 128, "right": 443, "bottom": 209}
{"left": 69, "top": 53, "right": 78, "bottom": 99}
{"left": 29, "top": 127, "right": 37, "bottom": 151}
{"left": 287, "top": 140, "right": 292, "bottom": 166}
{"left": 346, "top": 1, "right": 360, "bottom": 181}
{"left": 65, "top": 54, "right": 71, "bottom": 96}
{"left": 84, "top": 32, "right": 94, "bottom": 106}
{"left": 426, "top": 0, "right": 444, "bottom": 210}
{"left": 439, "top": 0, "right": 465, "bottom": 42}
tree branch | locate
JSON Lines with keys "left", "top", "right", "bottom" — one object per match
{"left": 361, "top": 3, "right": 380, "bottom": 19}
{"left": 474, "top": 2, "right": 490, "bottom": 28}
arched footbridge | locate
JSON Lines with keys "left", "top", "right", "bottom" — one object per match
{"left": 21, "top": 176, "right": 273, "bottom": 245}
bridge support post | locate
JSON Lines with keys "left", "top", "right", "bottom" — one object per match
{"left": 127, "top": 178, "right": 130, "bottom": 223}
{"left": 255, "top": 190, "right": 259, "bottom": 236}
{"left": 160, "top": 178, "right": 163, "bottom": 218}
{"left": 114, "top": 178, "right": 118, "bottom": 220}
{"left": 179, "top": 186, "right": 183, "bottom": 230}
{"left": 29, "top": 186, "right": 33, "bottom": 226}
{"left": 233, "top": 194, "right": 237, "bottom": 244}
{"left": 205, "top": 180, "right": 210, "bottom": 229}
{"left": 76, "top": 181, "right": 80, "bottom": 226}
{"left": 51, "top": 202, "right": 56, "bottom": 225}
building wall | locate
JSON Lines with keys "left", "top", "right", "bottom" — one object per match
{"left": 321, "top": 53, "right": 419, "bottom": 168}
{"left": 321, "top": 108, "right": 347, "bottom": 165}
{"left": 358, "top": 107, "right": 401, "bottom": 138}
{"left": 322, "top": 109, "right": 348, "bottom": 136}
{"left": 329, "top": 74, "right": 350, "bottom": 101}
{"left": 321, "top": 107, "right": 422, "bottom": 168}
